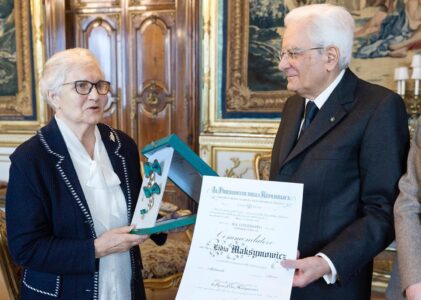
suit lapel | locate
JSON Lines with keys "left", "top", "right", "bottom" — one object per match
{"left": 99, "top": 125, "right": 125, "bottom": 187}
{"left": 281, "top": 69, "right": 359, "bottom": 168}
{"left": 275, "top": 96, "right": 305, "bottom": 170}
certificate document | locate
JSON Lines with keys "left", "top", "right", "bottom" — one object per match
{"left": 176, "top": 176, "right": 303, "bottom": 300}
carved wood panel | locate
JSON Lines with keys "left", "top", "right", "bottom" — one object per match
{"left": 129, "top": 12, "right": 176, "bottom": 151}
{"left": 69, "top": 0, "right": 120, "bottom": 9}
{"left": 75, "top": 14, "right": 121, "bottom": 129}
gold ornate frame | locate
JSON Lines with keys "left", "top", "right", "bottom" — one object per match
{"left": 253, "top": 152, "right": 272, "bottom": 180}
{"left": 225, "top": 0, "right": 292, "bottom": 114}
{"left": 0, "top": 0, "right": 46, "bottom": 147}
{"left": 201, "top": 0, "right": 279, "bottom": 135}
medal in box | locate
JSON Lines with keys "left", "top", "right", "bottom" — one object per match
{"left": 131, "top": 134, "right": 218, "bottom": 234}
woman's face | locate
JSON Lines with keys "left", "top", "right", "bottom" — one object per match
{"left": 53, "top": 65, "right": 108, "bottom": 131}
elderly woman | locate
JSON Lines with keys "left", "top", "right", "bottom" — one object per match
{"left": 6, "top": 48, "right": 165, "bottom": 299}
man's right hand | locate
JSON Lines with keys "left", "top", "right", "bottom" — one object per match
{"left": 281, "top": 256, "right": 330, "bottom": 288}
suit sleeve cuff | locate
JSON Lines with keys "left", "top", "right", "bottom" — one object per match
{"left": 316, "top": 252, "right": 338, "bottom": 284}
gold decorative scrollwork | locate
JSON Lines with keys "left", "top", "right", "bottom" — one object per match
{"left": 73, "top": 0, "right": 121, "bottom": 9}
{"left": 202, "top": 70, "right": 211, "bottom": 88}
{"left": 225, "top": 71, "right": 251, "bottom": 110}
{"left": 146, "top": 88, "right": 159, "bottom": 106}
{"left": 0, "top": 0, "right": 33, "bottom": 118}
{"left": 253, "top": 152, "right": 272, "bottom": 180}
{"left": 224, "top": 157, "right": 248, "bottom": 178}
{"left": 202, "top": 20, "right": 211, "bottom": 37}
{"left": 200, "top": 145, "right": 210, "bottom": 157}
{"left": 94, "top": 17, "right": 103, "bottom": 25}
{"left": 0, "top": 0, "right": 46, "bottom": 145}
{"left": 135, "top": 81, "right": 173, "bottom": 117}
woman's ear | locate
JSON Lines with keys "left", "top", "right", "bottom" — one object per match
{"left": 47, "top": 91, "right": 60, "bottom": 110}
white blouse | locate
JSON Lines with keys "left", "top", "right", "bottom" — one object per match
{"left": 56, "top": 117, "right": 131, "bottom": 300}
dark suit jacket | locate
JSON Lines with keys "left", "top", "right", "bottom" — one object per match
{"left": 6, "top": 119, "right": 165, "bottom": 300}
{"left": 270, "top": 69, "right": 409, "bottom": 300}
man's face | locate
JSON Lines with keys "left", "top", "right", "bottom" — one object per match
{"left": 279, "top": 23, "right": 330, "bottom": 99}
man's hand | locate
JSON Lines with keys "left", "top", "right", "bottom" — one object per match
{"left": 281, "top": 256, "right": 331, "bottom": 288}
{"left": 94, "top": 225, "right": 149, "bottom": 258}
{"left": 406, "top": 282, "right": 421, "bottom": 300}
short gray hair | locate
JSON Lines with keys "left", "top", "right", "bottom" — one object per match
{"left": 39, "top": 48, "right": 104, "bottom": 106}
{"left": 284, "top": 4, "right": 355, "bottom": 70}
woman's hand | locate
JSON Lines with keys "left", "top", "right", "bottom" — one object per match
{"left": 94, "top": 225, "right": 149, "bottom": 258}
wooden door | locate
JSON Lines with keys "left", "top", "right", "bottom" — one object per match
{"left": 45, "top": 0, "right": 200, "bottom": 211}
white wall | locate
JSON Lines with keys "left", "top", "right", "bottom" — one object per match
{"left": 0, "top": 147, "right": 14, "bottom": 182}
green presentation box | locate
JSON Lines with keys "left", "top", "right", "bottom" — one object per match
{"left": 142, "top": 134, "right": 218, "bottom": 204}
{"left": 131, "top": 215, "right": 197, "bottom": 235}
{"left": 132, "top": 134, "right": 218, "bottom": 234}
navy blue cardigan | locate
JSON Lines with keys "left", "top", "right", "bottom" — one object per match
{"left": 6, "top": 119, "right": 164, "bottom": 299}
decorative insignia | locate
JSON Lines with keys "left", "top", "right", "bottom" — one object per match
{"left": 143, "top": 183, "right": 161, "bottom": 198}
{"left": 144, "top": 159, "right": 162, "bottom": 177}
{"left": 109, "top": 132, "right": 115, "bottom": 142}
{"left": 140, "top": 159, "right": 162, "bottom": 218}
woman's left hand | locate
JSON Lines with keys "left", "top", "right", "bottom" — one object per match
{"left": 94, "top": 225, "right": 148, "bottom": 258}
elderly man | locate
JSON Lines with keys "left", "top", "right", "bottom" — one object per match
{"left": 270, "top": 4, "right": 409, "bottom": 300}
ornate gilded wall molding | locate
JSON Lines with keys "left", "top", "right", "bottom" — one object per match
{"left": 225, "top": 0, "right": 292, "bottom": 113}
{"left": 200, "top": 0, "right": 279, "bottom": 135}
{"left": 0, "top": 0, "right": 33, "bottom": 117}
{"left": 199, "top": 133, "right": 275, "bottom": 179}
{"left": 72, "top": 0, "right": 121, "bottom": 9}
{"left": 0, "top": 0, "right": 46, "bottom": 146}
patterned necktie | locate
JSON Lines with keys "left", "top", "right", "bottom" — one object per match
{"left": 299, "top": 101, "right": 319, "bottom": 139}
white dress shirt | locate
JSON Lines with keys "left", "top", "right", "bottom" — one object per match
{"left": 297, "top": 70, "right": 346, "bottom": 284}
{"left": 56, "top": 116, "right": 131, "bottom": 300}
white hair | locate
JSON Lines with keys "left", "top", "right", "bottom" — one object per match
{"left": 39, "top": 48, "right": 104, "bottom": 106}
{"left": 284, "top": 4, "right": 355, "bottom": 70}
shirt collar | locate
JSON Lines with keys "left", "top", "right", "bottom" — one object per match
{"left": 55, "top": 115, "right": 96, "bottom": 162}
{"left": 55, "top": 115, "right": 121, "bottom": 188}
{"left": 306, "top": 69, "right": 346, "bottom": 109}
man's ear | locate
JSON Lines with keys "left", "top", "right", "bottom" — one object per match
{"left": 325, "top": 46, "right": 340, "bottom": 71}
